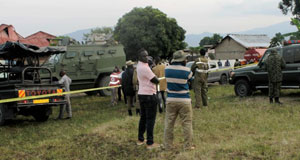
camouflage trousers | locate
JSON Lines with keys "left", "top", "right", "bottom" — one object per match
{"left": 269, "top": 82, "right": 281, "bottom": 98}
{"left": 164, "top": 101, "right": 193, "bottom": 149}
{"left": 193, "top": 78, "right": 208, "bottom": 108}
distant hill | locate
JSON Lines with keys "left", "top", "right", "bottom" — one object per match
{"left": 63, "top": 28, "right": 93, "bottom": 43}
{"left": 64, "top": 21, "right": 298, "bottom": 47}
{"left": 185, "top": 21, "right": 298, "bottom": 47}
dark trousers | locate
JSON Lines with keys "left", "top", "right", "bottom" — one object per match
{"left": 118, "top": 87, "right": 122, "bottom": 101}
{"left": 157, "top": 91, "right": 166, "bottom": 110}
{"left": 138, "top": 94, "right": 158, "bottom": 145}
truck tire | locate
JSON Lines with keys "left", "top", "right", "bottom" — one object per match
{"left": 32, "top": 107, "right": 51, "bottom": 122}
{"left": 99, "top": 75, "right": 112, "bottom": 96}
{"left": 0, "top": 104, "right": 6, "bottom": 126}
{"left": 234, "top": 79, "right": 252, "bottom": 97}
{"left": 219, "top": 74, "right": 227, "bottom": 85}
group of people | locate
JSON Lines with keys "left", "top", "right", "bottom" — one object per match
{"left": 217, "top": 59, "right": 231, "bottom": 67}
{"left": 54, "top": 46, "right": 286, "bottom": 151}
{"left": 118, "top": 48, "right": 210, "bottom": 150}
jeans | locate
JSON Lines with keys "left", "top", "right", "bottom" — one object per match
{"left": 138, "top": 94, "right": 158, "bottom": 145}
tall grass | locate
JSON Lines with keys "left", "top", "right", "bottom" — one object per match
{"left": 1, "top": 85, "right": 300, "bottom": 159}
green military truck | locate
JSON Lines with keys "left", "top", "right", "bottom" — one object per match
{"left": 230, "top": 42, "right": 300, "bottom": 97}
{"left": 43, "top": 44, "right": 126, "bottom": 96}
{"left": 0, "top": 42, "right": 67, "bottom": 125}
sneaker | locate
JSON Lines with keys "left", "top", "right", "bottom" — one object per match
{"left": 136, "top": 140, "right": 145, "bottom": 146}
{"left": 146, "top": 143, "right": 161, "bottom": 150}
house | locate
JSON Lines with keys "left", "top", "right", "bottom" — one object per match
{"left": 0, "top": 24, "right": 23, "bottom": 44}
{"left": 20, "top": 31, "right": 56, "bottom": 47}
{"left": 214, "top": 34, "right": 271, "bottom": 60}
{"left": 0, "top": 24, "right": 56, "bottom": 47}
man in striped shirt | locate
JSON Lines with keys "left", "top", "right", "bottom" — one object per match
{"left": 164, "top": 50, "right": 194, "bottom": 150}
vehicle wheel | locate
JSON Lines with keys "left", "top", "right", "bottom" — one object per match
{"left": 219, "top": 74, "right": 227, "bottom": 85}
{"left": 32, "top": 107, "right": 51, "bottom": 122}
{"left": 99, "top": 75, "right": 112, "bottom": 96}
{"left": 0, "top": 104, "right": 6, "bottom": 126}
{"left": 234, "top": 79, "right": 252, "bottom": 97}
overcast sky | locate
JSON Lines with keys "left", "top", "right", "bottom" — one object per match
{"left": 1, "top": 0, "right": 291, "bottom": 37}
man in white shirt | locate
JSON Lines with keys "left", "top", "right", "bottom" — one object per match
{"left": 56, "top": 70, "right": 72, "bottom": 119}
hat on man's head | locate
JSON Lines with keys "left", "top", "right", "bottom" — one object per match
{"left": 126, "top": 60, "right": 134, "bottom": 66}
{"left": 171, "top": 50, "right": 187, "bottom": 63}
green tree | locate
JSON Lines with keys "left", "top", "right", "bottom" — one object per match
{"left": 279, "top": 0, "right": 300, "bottom": 16}
{"left": 269, "top": 33, "right": 285, "bottom": 47}
{"left": 279, "top": 0, "right": 300, "bottom": 39}
{"left": 114, "top": 6, "right": 186, "bottom": 60}
{"left": 83, "top": 27, "right": 113, "bottom": 41}
{"left": 199, "top": 34, "right": 223, "bottom": 47}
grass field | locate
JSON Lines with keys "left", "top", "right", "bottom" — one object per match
{"left": 1, "top": 85, "right": 300, "bottom": 160}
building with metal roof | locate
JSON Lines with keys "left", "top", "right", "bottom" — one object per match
{"left": 214, "top": 34, "right": 271, "bottom": 59}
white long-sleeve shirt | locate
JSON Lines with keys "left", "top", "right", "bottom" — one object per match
{"left": 59, "top": 75, "right": 72, "bottom": 92}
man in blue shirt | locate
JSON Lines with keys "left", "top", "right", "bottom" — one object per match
{"left": 164, "top": 50, "right": 194, "bottom": 150}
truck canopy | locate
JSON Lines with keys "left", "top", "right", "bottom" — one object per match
{"left": 0, "top": 41, "right": 65, "bottom": 59}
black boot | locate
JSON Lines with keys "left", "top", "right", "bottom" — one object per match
{"left": 136, "top": 109, "right": 140, "bottom": 116}
{"left": 275, "top": 97, "right": 282, "bottom": 105}
{"left": 269, "top": 97, "right": 273, "bottom": 104}
{"left": 159, "top": 105, "right": 163, "bottom": 113}
{"left": 128, "top": 110, "right": 133, "bottom": 116}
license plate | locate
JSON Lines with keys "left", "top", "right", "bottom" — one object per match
{"left": 33, "top": 99, "right": 49, "bottom": 104}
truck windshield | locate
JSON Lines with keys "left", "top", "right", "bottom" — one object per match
{"left": 260, "top": 48, "right": 282, "bottom": 63}
{"left": 48, "top": 54, "right": 61, "bottom": 64}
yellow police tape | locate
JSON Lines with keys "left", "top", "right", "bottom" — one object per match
{"left": 0, "top": 85, "right": 121, "bottom": 104}
{"left": 0, "top": 63, "right": 258, "bottom": 104}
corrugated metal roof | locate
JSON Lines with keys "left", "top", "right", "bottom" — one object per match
{"left": 228, "top": 34, "right": 270, "bottom": 48}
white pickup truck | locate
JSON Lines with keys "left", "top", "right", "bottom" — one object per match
{"left": 186, "top": 61, "right": 231, "bottom": 85}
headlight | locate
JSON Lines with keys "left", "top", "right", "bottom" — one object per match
{"left": 230, "top": 71, "right": 235, "bottom": 78}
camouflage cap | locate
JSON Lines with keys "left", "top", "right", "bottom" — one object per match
{"left": 171, "top": 50, "right": 187, "bottom": 63}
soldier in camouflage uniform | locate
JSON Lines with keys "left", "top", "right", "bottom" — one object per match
{"left": 191, "top": 49, "right": 209, "bottom": 108}
{"left": 265, "top": 50, "right": 286, "bottom": 104}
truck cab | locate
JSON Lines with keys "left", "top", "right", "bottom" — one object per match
{"left": 230, "top": 43, "right": 300, "bottom": 97}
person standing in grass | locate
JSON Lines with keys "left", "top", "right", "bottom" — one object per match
{"left": 109, "top": 67, "right": 121, "bottom": 106}
{"left": 152, "top": 57, "right": 167, "bottom": 113}
{"left": 164, "top": 50, "right": 194, "bottom": 150}
{"left": 56, "top": 70, "right": 72, "bottom": 120}
{"left": 191, "top": 48, "right": 209, "bottom": 108}
{"left": 121, "top": 60, "right": 135, "bottom": 116}
{"left": 136, "top": 49, "right": 160, "bottom": 149}
{"left": 264, "top": 49, "right": 286, "bottom": 104}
